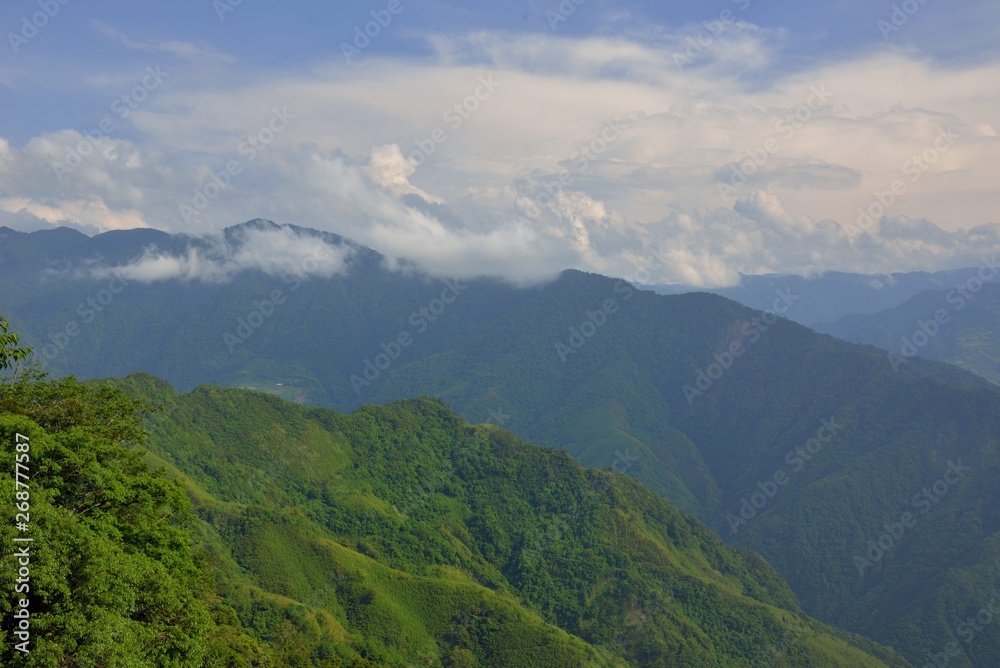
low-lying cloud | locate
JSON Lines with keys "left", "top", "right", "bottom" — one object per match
{"left": 89, "top": 225, "right": 354, "bottom": 284}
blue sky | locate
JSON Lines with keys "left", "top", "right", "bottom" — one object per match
{"left": 2, "top": 0, "right": 999, "bottom": 285}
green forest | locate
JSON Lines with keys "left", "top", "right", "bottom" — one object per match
{"left": 0, "top": 316, "right": 904, "bottom": 666}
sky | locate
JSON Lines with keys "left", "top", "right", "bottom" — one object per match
{"left": 1, "top": 0, "right": 999, "bottom": 286}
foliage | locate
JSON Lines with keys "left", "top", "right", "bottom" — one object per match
{"left": 111, "top": 373, "right": 906, "bottom": 667}
{"left": 7, "top": 225, "right": 996, "bottom": 663}
{"left": 0, "top": 367, "right": 273, "bottom": 664}
{"left": 0, "top": 315, "right": 32, "bottom": 383}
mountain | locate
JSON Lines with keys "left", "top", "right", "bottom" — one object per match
{"left": 650, "top": 267, "right": 1000, "bottom": 326}
{"left": 5, "top": 220, "right": 1000, "bottom": 665}
{"left": 0, "top": 373, "right": 274, "bottom": 666}
{"left": 357, "top": 267, "right": 1000, "bottom": 666}
{"left": 0, "top": 222, "right": 537, "bottom": 408}
{"left": 817, "top": 282, "right": 1000, "bottom": 385}
{"left": 0, "top": 368, "right": 904, "bottom": 666}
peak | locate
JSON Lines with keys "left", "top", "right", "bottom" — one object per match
{"left": 225, "top": 218, "right": 283, "bottom": 233}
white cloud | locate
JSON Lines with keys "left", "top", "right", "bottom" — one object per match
{"left": 364, "top": 144, "right": 444, "bottom": 204}
{"left": 89, "top": 224, "right": 354, "bottom": 284}
{"left": 92, "top": 21, "right": 237, "bottom": 63}
{"left": 3, "top": 30, "right": 1000, "bottom": 287}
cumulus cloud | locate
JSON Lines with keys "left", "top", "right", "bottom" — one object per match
{"left": 3, "top": 28, "right": 1000, "bottom": 287}
{"left": 364, "top": 144, "right": 444, "bottom": 204}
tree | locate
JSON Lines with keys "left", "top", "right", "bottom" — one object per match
{"left": 0, "top": 315, "right": 32, "bottom": 382}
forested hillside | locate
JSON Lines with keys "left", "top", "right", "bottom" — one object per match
{"left": 0, "top": 356, "right": 903, "bottom": 664}
{"left": 818, "top": 282, "right": 1000, "bottom": 386}
{"left": 5, "top": 222, "right": 1000, "bottom": 664}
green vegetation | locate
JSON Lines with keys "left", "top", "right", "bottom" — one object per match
{"left": 819, "top": 281, "right": 1000, "bottom": 386}
{"left": 0, "top": 336, "right": 900, "bottom": 664}
{"left": 0, "top": 315, "right": 32, "bottom": 381}
{"left": 7, "top": 223, "right": 1000, "bottom": 664}
{"left": 0, "top": 371, "right": 273, "bottom": 666}
{"left": 115, "top": 372, "right": 903, "bottom": 667}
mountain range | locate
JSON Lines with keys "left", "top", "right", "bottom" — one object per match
{"left": 1, "top": 369, "right": 907, "bottom": 666}
{"left": 816, "top": 282, "right": 1000, "bottom": 386}
{"left": 4, "top": 220, "right": 1000, "bottom": 665}
{"left": 650, "top": 264, "right": 1000, "bottom": 327}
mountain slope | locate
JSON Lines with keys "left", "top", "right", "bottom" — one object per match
{"left": 817, "top": 282, "right": 1000, "bottom": 385}
{"left": 116, "top": 373, "right": 905, "bottom": 667}
{"left": 362, "top": 271, "right": 1000, "bottom": 666}
{"left": 651, "top": 268, "right": 1000, "bottom": 326}
{"left": 0, "top": 374, "right": 276, "bottom": 666}
{"left": 5, "top": 221, "right": 1000, "bottom": 664}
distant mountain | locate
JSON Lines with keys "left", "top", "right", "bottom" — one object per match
{"left": 650, "top": 268, "right": 999, "bottom": 326}
{"left": 817, "top": 282, "right": 1000, "bottom": 385}
{"left": 5, "top": 220, "right": 1000, "bottom": 665}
